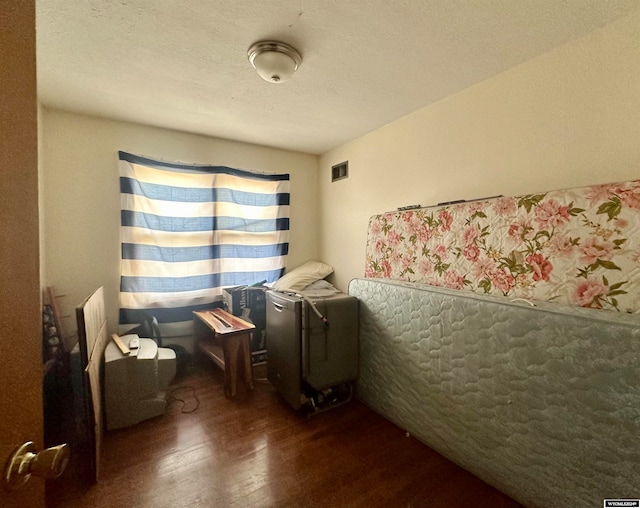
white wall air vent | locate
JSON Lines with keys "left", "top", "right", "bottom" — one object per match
{"left": 331, "top": 161, "right": 348, "bottom": 182}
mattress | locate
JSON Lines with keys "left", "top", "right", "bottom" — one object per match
{"left": 364, "top": 179, "right": 640, "bottom": 314}
{"left": 348, "top": 277, "right": 640, "bottom": 508}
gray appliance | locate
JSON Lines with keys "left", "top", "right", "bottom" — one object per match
{"left": 266, "top": 290, "right": 358, "bottom": 414}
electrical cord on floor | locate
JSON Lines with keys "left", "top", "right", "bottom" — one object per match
{"left": 167, "top": 385, "right": 200, "bottom": 413}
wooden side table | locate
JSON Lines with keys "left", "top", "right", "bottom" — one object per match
{"left": 193, "top": 308, "right": 255, "bottom": 399}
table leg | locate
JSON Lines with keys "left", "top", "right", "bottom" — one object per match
{"left": 222, "top": 336, "right": 240, "bottom": 398}
{"left": 241, "top": 332, "right": 255, "bottom": 391}
{"left": 221, "top": 333, "right": 255, "bottom": 398}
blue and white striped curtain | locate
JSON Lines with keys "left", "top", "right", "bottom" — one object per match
{"left": 118, "top": 151, "right": 290, "bottom": 328}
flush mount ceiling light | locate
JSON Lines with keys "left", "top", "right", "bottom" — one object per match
{"left": 248, "top": 41, "right": 302, "bottom": 83}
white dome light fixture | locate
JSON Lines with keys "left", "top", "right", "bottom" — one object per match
{"left": 248, "top": 41, "right": 302, "bottom": 83}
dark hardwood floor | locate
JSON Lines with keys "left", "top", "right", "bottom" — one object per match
{"left": 46, "top": 361, "right": 523, "bottom": 508}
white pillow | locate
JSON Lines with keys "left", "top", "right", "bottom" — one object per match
{"left": 272, "top": 260, "right": 334, "bottom": 291}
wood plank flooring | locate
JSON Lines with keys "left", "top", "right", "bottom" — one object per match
{"left": 46, "top": 361, "right": 523, "bottom": 508}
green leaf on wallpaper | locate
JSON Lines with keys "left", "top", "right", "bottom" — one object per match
{"left": 533, "top": 230, "right": 551, "bottom": 242}
{"left": 596, "top": 196, "right": 622, "bottom": 221}
{"left": 499, "top": 252, "right": 527, "bottom": 274}
{"left": 565, "top": 201, "right": 585, "bottom": 216}
{"left": 425, "top": 214, "right": 438, "bottom": 228}
{"left": 608, "top": 281, "right": 626, "bottom": 290}
{"left": 576, "top": 267, "right": 590, "bottom": 278}
{"left": 517, "top": 193, "right": 545, "bottom": 213}
{"left": 471, "top": 211, "right": 488, "bottom": 220}
{"left": 434, "top": 262, "right": 450, "bottom": 276}
{"left": 478, "top": 279, "right": 492, "bottom": 293}
{"left": 597, "top": 259, "right": 621, "bottom": 271}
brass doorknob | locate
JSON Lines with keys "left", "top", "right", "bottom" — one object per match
{"left": 3, "top": 441, "right": 70, "bottom": 491}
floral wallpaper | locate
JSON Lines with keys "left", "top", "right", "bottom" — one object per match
{"left": 365, "top": 179, "right": 640, "bottom": 313}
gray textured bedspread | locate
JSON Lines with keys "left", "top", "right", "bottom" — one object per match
{"left": 348, "top": 277, "right": 640, "bottom": 508}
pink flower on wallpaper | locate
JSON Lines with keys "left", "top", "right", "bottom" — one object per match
{"left": 508, "top": 223, "right": 525, "bottom": 240}
{"left": 463, "top": 202, "right": 483, "bottom": 216}
{"left": 463, "top": 244, "right": 480, "bottom": 262}
{"left": 401, "top": 254, "right": 415, "bottom": 271}
{"left": 586, "top": 184, "right": 614, "bottom": 204}
{"left": 581, "top": 237, "right": 615, "bottom": 265}
{"left": 444, "top": 271, "right": 465, "bottom": 290}
{"left": 406, "top": 215, "right": 429, "bottom": 242}
{"left": 463, "top": 226, "right": 479, "bottom": 245}
{"left": 493, "top": 197, "right": 517, "bottom": 215}
{"left": 387, "top": 230, "right": 402, "bottom": 246}
{"left": 418, "top": 258, "right": 434, "bottom": 275}
{"left": 438, "top": 210, "right": 454, "bottom": 231}
{"left": 381, "top": 260, "right": 392, "bottom": 278}
{"left": 534, "top": 199, "right": 570, "bottom": 229}
{"left": 402, "top": 211, "right": 415, "bottom": 223}
{"left": 526, "top": 253, "right": 553, "bottom": 282}
{"left": 403, "top": 218, "right": 415, "bottom": 236}
{"left": 471, "top": 257, "right": 496, "bottom": 279}
{"left": 370, "top": 221, "right": 382, "bottom": 236}
{"left": 375, "top": 239, "right": 386, "bottom": 254}
{"left": 547, "top": 235, "right": 576, "bottom": 258}
{"left": 490, "top": 268, "right": 515, "bottom": 293}
{"left": 389, "top": 250, "right": 402, "bottom": 267}
{"left": 416, "top": 225, "right": 433, "bottom": 243}
{"left": 507, "top": 219, "right": 535, "bottom": 244}
{"left": 615, "top": 218, "right": 628, "bottom": 229}
{"left": 616, "top": 186, "right": 640, "bottom": 210}
{"left": 434, "top": 244, "right": 447, "bottom": 258}
{"left": 574, "top": 279, "right": 608, "bottom": 309}
{"left": 407, "top": 215, "right": 423, "bottom": 231}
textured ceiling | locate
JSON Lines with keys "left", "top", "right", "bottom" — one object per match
{"left": 36, "top": 0, "right": 639, "bottom": 155}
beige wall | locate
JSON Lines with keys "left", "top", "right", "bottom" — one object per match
{"left": 319, "top": 9, "right": 640, "bottom": 292}
{"left": 42, "top": 9, "right": 640, "bottom": 317}
{"left": 41, "top": 109, "right": 319, "bottom": 335}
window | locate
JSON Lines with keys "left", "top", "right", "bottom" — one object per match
{"left": 118, "top": 151, "right": 290, "bottom": 329}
